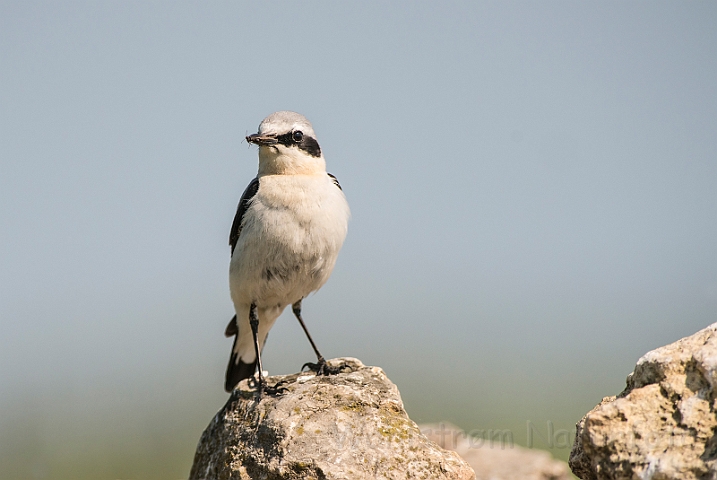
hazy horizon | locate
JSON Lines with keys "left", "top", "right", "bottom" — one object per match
{"left": 1, "top": 2, "right": 716, "bottom": 478}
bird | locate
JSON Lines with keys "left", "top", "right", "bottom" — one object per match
{"left": 224, "top": 111, "right": 350, "bottom": 393}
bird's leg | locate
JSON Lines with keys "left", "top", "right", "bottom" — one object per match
{"left": 292, "top": 300, "right": 324, "bottom": 362}
{"left": 249, "top": 303, "right": 267, "bottom": 391}
{"left": 248, "top": 304, "right": 287, "bottom": 396}
{"left": 292, "top": 300, "right": 343, "bottom": 376}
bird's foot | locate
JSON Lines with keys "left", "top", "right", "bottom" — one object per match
{"left": 248, "top": 376, "right": 289, "bottom": 396}
{"left": 302, "top": 358, "right": 347, "bottom": 376}
{"left": 262, "top": 380, "right": 290, "bottom": 396}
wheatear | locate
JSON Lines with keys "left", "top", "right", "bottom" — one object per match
{"left": 224, "top": 111, "right": 350, "bottom": 392}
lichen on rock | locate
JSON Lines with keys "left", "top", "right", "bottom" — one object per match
{"left": 570, "top": 323, "right": 717, "bottom": 480}
{"left": 189, "top": 358, "right": 475, "bottom": 480}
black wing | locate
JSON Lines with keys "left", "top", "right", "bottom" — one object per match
{"left": 327, "top": 173, "right": 342, "bottom": 190}
{"left": 229, "top": 177, "right": 260, "bottom": 255}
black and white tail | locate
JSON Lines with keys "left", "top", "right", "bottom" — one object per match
{"left": 224, "top": 315, "right": 257, "bottom": 392}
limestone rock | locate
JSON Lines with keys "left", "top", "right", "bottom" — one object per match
{"left": 421, "top": 422, "right": 571, "bottom": 480}
{"left": 570, "top": 323, "right": 717, "bottom": 479}
{"left": 190, "top": 358, "right": 475, "bottom": 480}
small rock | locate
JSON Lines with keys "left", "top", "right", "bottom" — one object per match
{"left": 190, "top": 358, "right": 475, "bottom": 480}
{"left": 570, "top": 323, "right": 717, "bottom": 479}
{"left": 421, "top": 422, "right": 571, "bottom": 480}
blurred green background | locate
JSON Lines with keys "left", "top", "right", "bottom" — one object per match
{"left": 2, "top": 2, "right": 716, "bottom": 478}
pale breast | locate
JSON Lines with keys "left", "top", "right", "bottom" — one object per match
{"left": 229, "top": 173, "right": 349, "bottom": 306}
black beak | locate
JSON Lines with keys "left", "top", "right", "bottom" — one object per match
{"left": 246, "top": 133, "right": 278, "bottom": 146}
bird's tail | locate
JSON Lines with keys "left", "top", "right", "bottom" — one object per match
{"left": 224, "top": 315, "right": 258, "bottom": 392}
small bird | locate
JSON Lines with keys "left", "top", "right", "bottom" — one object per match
{"left": 224, "top": 111, "right": 350, "bottom": 392}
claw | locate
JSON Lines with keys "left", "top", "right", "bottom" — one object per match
{"left": 263, "top": 382, "right": 289, "bottom": 396}
{"left": 248, "top": 376, "right": 289, "bottom": 396}
{"left": 302, "top": 358, "right": 345, "bottom": 376}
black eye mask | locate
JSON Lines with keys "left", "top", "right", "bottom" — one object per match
{"left": 275, "top": 130, "right": 322, "bottom": 158}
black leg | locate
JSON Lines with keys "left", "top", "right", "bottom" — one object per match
{"left": 249, "top": 303, "right": 267, "bottom": 390}
{"left": 292, "top": 300, "right": 325, "bottom": 363}
{"left": 292, "top": 300, "right": 343, "bottom": 376}
{"left": 248, "top": 304, "right": 288, "bottom": 396}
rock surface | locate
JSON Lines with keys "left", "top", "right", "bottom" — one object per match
{"left": 570, "top": 323, "right": 717, "bottom": 479}
{"left": 190, "top": 358, "right": 475, "bottom": 480}
{"left": 421, "top": 422, "right": 571, "bottom": 480}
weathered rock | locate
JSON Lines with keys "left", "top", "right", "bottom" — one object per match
{"left": 190, "top": 358, "right": 475, "bottom": 480}
{"left": 421, "top": 422, "right": 571, "bottom": 480}
{"left": 570, "top": 323, "right": 717, "bottom": 479}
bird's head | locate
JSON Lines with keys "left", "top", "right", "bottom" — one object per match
{"left": 246, "top": 111, "right": 326, "bottom": 176}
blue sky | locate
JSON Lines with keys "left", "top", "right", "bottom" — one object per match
{"left": 1, "top": 2, "right": 716, "bottom": 477}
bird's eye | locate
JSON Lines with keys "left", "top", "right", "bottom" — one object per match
{"left": 292, "top": 130, "right": 304, "bottom": 142}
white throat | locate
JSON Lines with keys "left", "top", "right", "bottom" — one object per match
{"left": 257, "top": 145, "right": 327, "bottom": 176}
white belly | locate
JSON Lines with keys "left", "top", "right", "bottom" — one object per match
{"left": 229, "top": 173, "right": 350, "bottom": 308}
